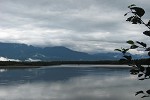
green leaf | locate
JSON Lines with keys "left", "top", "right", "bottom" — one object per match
{"left": 130, "top": 69, "right": 139, "bottom": 75}
{"left": 134, "top": 16, "right": 142, "bottom": 24}
{"left": 114, "top": 49, "right": 122, "bottom": 52}
{"left": 130, "top": 7, "right": 145, "bottom": 17}
{"left": 140, "top": 67, "right": 145, "bottom": 72}
{"left": 145, "top": 67, "right": 150, "bottom": 77}
{"left": 136, "top": 41, "right": 147, "bottom": 48}
{"left": 130, "top": 45, "right": 138, "bottom": 49}
{"left": 145, "top": 47, "right": 150, "bottom": 51}
{"left": 143, "top": 31, "right": 150, "bottom": 37}
{"left": 135, "top": 90, "right": 144, "bottom": 96}
{"left": 146, "top": 90, "right": 150, "bottom": 94}
{"left": 124, "top": 13, "right": 128, "bottom": 16}
{"left": 138, "top": 74, "right": 143, "bottom": 77}
{"left": 122, "top": 48, "right": 129, "bottom": 54}
{"left": 147, "top": 20, "right": 150, "bottom": 26}
{"left": 148, "top": 51, "right": 150, "bottom": 56}
{"left": 139, "top": 78, "right": 145, "bottom": 80}
{"left": 128, "top": 4, "right": 136, "bottom": 8}
{"left": 126, "top": 16, "right": 134, "bottom": 22}
{"left": 141, "top": 95, "right": 149, "bottom": 98}
{"left": 136, "top": 64, "right": 145, "bottom": 72}
{"left": 126, "top": 16, "right": 142, "bottom": 24}
{"left": 127, "top": 40, "right": 134, "bottom": 44}
{"left": 126, "top": 16, "right": 143, "bottom": 24}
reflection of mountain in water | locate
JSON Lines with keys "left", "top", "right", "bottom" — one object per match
{"left": 0, "top": 66, "right": 129, "bottom": 85}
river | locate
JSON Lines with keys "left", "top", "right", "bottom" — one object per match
{"left": 0, "top": 65, "right": 149, "bottom": 100}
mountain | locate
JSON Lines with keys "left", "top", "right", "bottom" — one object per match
{"left": 0, "top": 42, "right": 146, "bottom": 61}
{"left": 92, "top": 52, "right": 123, "bottom": 60}
{"left": 0, "top": 42, "right": 100, "bottom": 61}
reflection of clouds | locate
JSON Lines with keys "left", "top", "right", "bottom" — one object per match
{"left": 0, "top": 74, "right": 149, "bottom": 100}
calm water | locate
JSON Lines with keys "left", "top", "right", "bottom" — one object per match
{"left": 0, "top": 65, "right": 149, "bottom": 100}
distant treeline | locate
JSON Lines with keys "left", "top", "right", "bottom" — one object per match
{"left": 0, "top": 58, "right": 149, "bottom": 68}
{"left": 119, "top": 58, "right": 150, "bottom": 65}
{"left": 0, "top": 60, "right": 121, "bottom": 66}
{"left": 0, "top": 60, "right": 121, "bottom": 68}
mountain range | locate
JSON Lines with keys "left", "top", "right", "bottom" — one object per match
{"left": 0, "top": 42, "right": 146, "bottom": 61}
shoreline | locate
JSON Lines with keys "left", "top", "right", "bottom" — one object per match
{"left": 0, "top": 60, "right": 148, "bottom": 69}
{"left": 0, "top": 64, "right": 130, "bottom": 69}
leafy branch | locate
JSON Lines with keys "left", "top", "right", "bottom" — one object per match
{"left": 115, "top": 4, "right": 150, "bottom": 98}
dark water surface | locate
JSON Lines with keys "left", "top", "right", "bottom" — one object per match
{"left": 0, "top": 65, "right": 149, "bottom": 100}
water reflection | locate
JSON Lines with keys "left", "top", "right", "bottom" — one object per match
{"left": 0, "top": 69, "right": 7, "bottom": 72}
{"left": 0, "top": 65, "right": 149, "bottom": 100}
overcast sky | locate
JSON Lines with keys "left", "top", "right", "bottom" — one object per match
{"left": 0, "top": 0, "right": 150, "bottom": 53}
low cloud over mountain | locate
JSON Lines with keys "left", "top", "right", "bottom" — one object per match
{"left": 0, "top": 42, "right": 123, "bottom": 61}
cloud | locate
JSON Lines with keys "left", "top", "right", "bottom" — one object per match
{"left": 0, "top": 56, "right": 20, "bottom": 61}
{"left": 0, "top": 0, "right": 150, "bottom": 53}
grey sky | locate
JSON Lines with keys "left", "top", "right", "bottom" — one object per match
{"left": 0, "top": 0, "right": 149, "bottom": 53}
